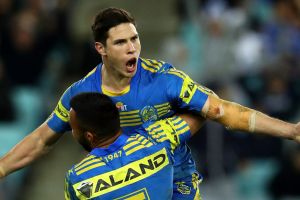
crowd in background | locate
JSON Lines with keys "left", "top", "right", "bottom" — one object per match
{"left": 0, "top": 0, "right": 300, "bottom": 199}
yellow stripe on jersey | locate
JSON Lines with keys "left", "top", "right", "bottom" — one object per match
{"left": 125, "top": 144, "right": 147, "bottom": 155}
{"left": 179, "top": 76, "right": 197, "bottom": 104}
{"left": 169, "top": 116, "right": 188, "bottom": 133}
{"left": 119, "top": 110, "right": 142, "bottom": 126}
{"left": 156, "top": 107, "right": 170, "bottom": 113}
{"left": 136, "top": 134, "right": 148, "bottom": 145}
{"left": 74, "top": 155, "right": 96, "bottom": 169}
{"left": 140, "top": 58, "right": 165, "bottom": 73}
{"left": 64, "top": 177, "right": 71, "bottom": 200}
{"left": 145, "top": 116, "right": 190, "bottom": 152}
{"left": 141, "top": 59, "right": 160, "bottom": 70}
{"left": 123, "top": 140, "right": 140, "bottom": 150}
{"left": 119, "top": 114, "right": 140, "bottom": 119}
{"left": 102, "top": 85, "right": 130, "bottom": 97}
{"left": 167, "top": 69, "right": 187, "bottom": 79}
{"left": 75, "top": 158, "right": 103, "bottom": 172}
{"left": 76, "top": 162, "right": 106, "bottom": 175}
{"left": 123, "top": 135, "right": 153, "bottom": 155}
{"left": 157, "top": 109, "right": 170, "bottom": 117}
{"left": 84, "top": 67, "right": 97, "bottom": 79}
{"left": 72, "top": 148, "right": 169, "bottom": 198}
{"left": 146, "top": 124, "right": 163, "bottom": 136}
{"left": 119, "top": 110, "right": 139, "bottom": 115}
{"left": 174, "top": 122, "right": 190, "bottom": 135}
{"left": 146, "top": 59, "right": 164, "bottom": 68}
{"left": 154, "top": 102, "right": 170, "bottom": 109}
{"left": 170, "top": 116, "right": 182, "bottom": 124}
{"left": 141, "top": 62, "right": 157, "bottom": 73}
{"left": 155, "top": 103, "right": 171, "bottom": 117}
{"left": 120, "top": 122, "right": 143, "bottom": 127}
{"left": 54, "top": 100, "right": 69, "bottom": 122}
{"left": 120, "top": 118, "right": 142, "bottom": 123}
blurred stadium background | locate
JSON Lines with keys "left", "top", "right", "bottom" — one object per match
{"left": 1, "top": 0, "right": 300, "bottom": 199}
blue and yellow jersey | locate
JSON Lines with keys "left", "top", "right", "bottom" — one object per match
{"left": 64, "top": 116, "right": 191, "bottom": 200}
{"left": 47, "top": 57, "right": 209, "bottom": 181}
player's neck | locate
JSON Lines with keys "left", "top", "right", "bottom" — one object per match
{"left": 101, "top": 64, "right": 131, "bottom": 93}
{"left": 96, "top": 130, "right": 122, "bottom": 148}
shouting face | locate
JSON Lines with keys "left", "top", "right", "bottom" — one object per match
{"left": 96, "top": 23, "right": 141, "bottom": 79}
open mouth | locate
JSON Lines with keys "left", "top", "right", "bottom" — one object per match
{"left": 126, "top": 58, "right": 137, "bottom": 72}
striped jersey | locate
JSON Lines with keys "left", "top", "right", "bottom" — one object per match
{"left": 65, "top": 116, "right": 191, "bottom": 199}
{"left": 47, "top": 58, "right": 209, "bottom": 181}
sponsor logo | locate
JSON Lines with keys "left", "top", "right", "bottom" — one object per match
{"left": 54, "top": 101, "right": 69, "bottom": 122}
{"left": 180, "top": 78, "right": 197, "bottom": 104}
{"left": 73, "top": 149, "right": 169, "bottom": 198}
{"left": 77, "top": 182, "right": 93, "bottom": 198}
{"left": 94, "top": 153, "right": 166, "bottom": 193}
{"left": 116, "top": 102, "right": 128, "bottom": 112}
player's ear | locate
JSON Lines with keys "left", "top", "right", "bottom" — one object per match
{"left": 85, "top": 132, "right": 94, "bottom": 143}
{"left": 95, "top": 42, "right": 107, "bottom": 56}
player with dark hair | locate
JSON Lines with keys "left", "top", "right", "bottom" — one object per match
{"left": 65, "top": 92, "right": 200, "bottom": 199}
{"left": 1, "top": 7, "right": 300, "bottom": 200}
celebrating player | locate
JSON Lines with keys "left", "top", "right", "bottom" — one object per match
{"left": 1, "top": 7, "right": 300, "bottom": 200}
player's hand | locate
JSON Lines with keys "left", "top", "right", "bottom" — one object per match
{"left": 294, "top": 122, "right": 300, "bottom": 143}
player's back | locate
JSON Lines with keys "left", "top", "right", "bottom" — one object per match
{"left": 65, "top": 133, "right": 174, "bottom": 199}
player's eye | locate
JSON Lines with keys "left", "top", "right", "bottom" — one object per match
{"left": 131, "top": 35, "right": 138, "bottom": 42}
{"left": 114, "top": 40, "right": 126, "bottom": 45}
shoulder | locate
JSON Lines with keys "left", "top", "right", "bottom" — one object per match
{"left": 122, "top": 133, "right": 155, "bottom": 155}
{"left": 139, "top": 58, "right": 187, "bottom": 85}
{"left": 72, "top": 65, "right": 99, "bottom": 89}
{"left": 140, "top": 58, "right": 174, "bottom": 74}
{"left": 66, "top": 154, "right": 99, "bottom": 181}
{"left": 65, "top": 65, "right": 100, "bottom": 96}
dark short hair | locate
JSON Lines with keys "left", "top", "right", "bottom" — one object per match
{"left": 91, "top": 7, "right": 136, "bottom": 44}
{"left": 70, "top": 92, "right": 120, "bottom": 140}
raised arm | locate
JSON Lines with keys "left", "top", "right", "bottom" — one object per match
{"left": 0, "top": 123, "right": 63, "bottom": 178}
{"left": 201, "top": 94, "right": 298, "bottom": 141}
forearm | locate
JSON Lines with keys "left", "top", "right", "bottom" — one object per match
{"left": 0, "top": 123, "right": 61, "bottom": 177}
{"left": 204, "top": 95, "right": 296, "bottom": 139}
{"left": 0, "top": 132, "right": 49, "bottom": 176}
{"left": 254, "top": 111, "right": 295, "bottom": 139}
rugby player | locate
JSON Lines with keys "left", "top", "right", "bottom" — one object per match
{"left": 1, "top": 7, "right": 300, "bottom": 200}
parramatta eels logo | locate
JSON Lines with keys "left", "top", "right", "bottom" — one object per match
{"left": 175, "top": 181, "right": 191, "bottom": 195}
{"left": 77, "top": 182, "right": 93, "bottom": 198}
{"left": 139, "top": 106, "right": 158, "bottom": 123}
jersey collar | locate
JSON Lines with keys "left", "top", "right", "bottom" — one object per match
{"left": 90, "top": 133, "right": 129, "bottom": 157}
{"left": 97, "top": 59, "right": 142, "bottom": 95}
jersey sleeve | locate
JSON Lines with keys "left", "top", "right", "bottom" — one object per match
{"left": 144, "top": 116, "right": 191, "bottom": 153}
{"left": 47, "top": 77, "right": 94, "bottom": 133}
{"left": 165, "top": 68, "right": 213, "bottom": 113}
{"left": 46, "top": 85, "right": 73, "bottom": 133}
{"left": 64, "top": 171, "right": 78, "bottom": 200}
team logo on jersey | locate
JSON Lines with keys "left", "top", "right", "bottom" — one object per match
{"left": 77, "top": 181, "right": 93, "bottom": 198}
{"left": 139, "top": 106, "right": 158, "bottom": 123}
{"left": 175, "top": 181, "right": 191, "bottom": 195}
{"left": 116, "top": 102, "right": 128, "bottom": 112}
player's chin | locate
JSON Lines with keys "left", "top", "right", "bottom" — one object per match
{"left": 124, "top": 71, "right": 136, "bottom": 78}
{"left": 124, "top": 68, "right": 137, "bottom": 77}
